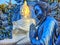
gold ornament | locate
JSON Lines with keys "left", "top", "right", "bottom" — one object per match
{"left": 21, "top": 0, "right": 31, "bottom": 18}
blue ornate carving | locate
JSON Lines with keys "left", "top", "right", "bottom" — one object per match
{"left": 29, "top": 2, "right": 58, "bottom": 45}
{"left": 0, "top": 13, "right": 13, "bottom": 40}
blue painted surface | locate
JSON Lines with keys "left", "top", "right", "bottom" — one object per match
{"left": 29, "top": 2, "right": 58, "bottom": 45}
{"left": 29, "top": 16, "right": 58, "bottom": 45}
{"left": 56, "top": 36, "right": 60, "bottom": 45}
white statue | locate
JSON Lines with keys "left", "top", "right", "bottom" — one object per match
{"left": 13, "top": 0, "right": 36, "bottom": 44}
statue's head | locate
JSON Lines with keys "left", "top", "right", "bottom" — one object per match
{"left": 20, "top": 0, "right": 31, "bottom": 18}
{"left": 34, "top": 4, "right": 45, "bottom": 20}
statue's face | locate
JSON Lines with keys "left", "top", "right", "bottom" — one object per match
{"left": 34, "top": 5, "right": 43, "bottom": 20}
